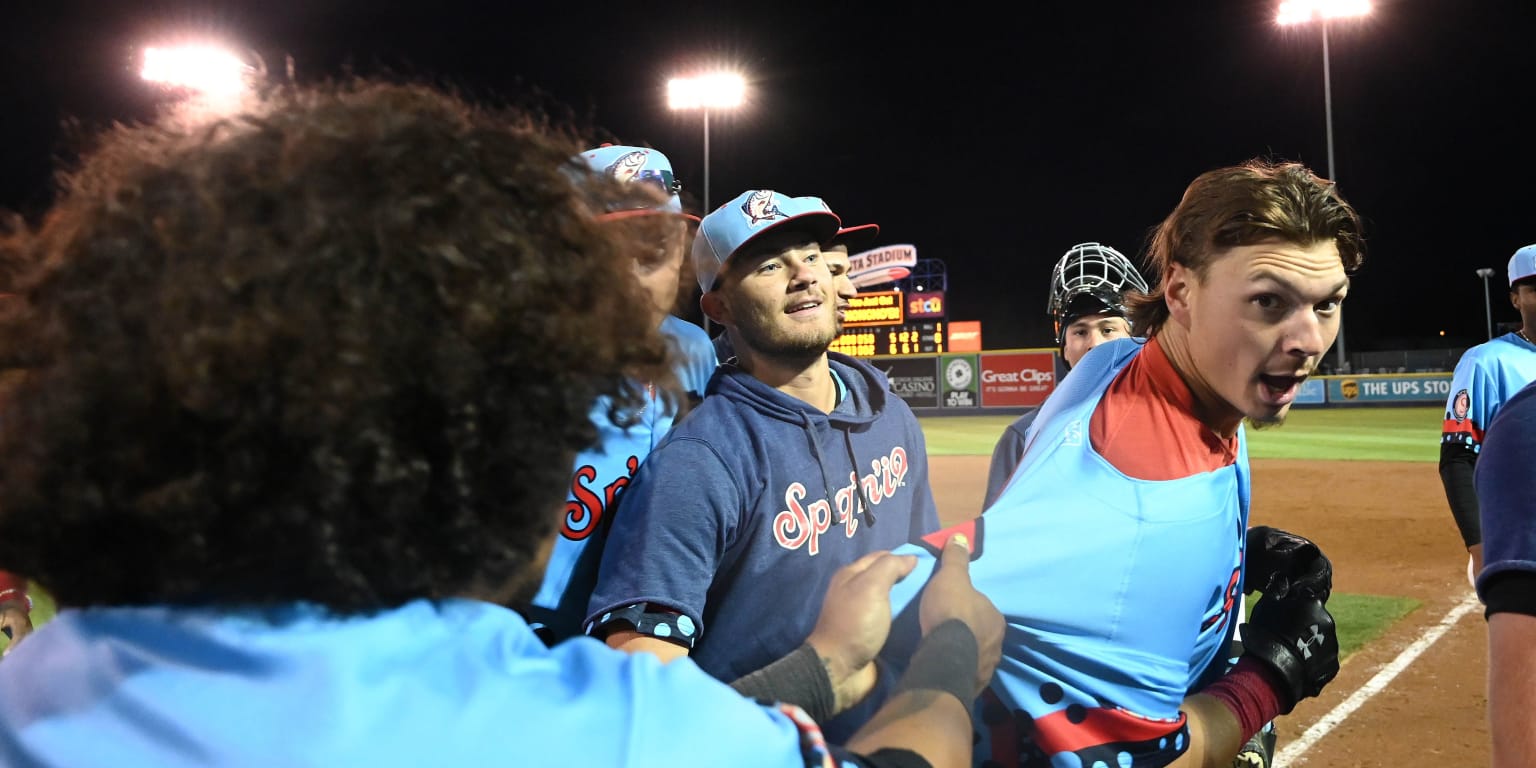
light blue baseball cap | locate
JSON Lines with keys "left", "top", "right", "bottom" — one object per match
{"left": 1509, "top": 244, "right": 1536, "bottom": 287}
{"left": 578, "top": 144, "right": 690, "bottom": 217}
{"left": 691, "top": 190, "right": 841, "bottom": 292}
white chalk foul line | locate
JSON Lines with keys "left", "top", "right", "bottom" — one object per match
{"left": 1274, "top": 591, "right": 1482, "bottom": 765}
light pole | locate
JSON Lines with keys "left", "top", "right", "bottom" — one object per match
{"left": 1477, "top": 268, "right": 1497, "bottom": 341}
{"left": 1278, "top": 0, "right": 1370, "bottom": 371}
{"left": 667, "top": 73, "right": 746, "bottom": 214}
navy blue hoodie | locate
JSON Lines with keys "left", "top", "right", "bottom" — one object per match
{"left": 586, "top": 352, "right": 938, "bottom": 718}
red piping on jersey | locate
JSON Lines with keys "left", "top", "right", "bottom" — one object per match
{"left": 1441, "top": 418, "right": 1484, "bottom": 444}
{"left": 1028, "top": 704, "right": 1187, "bottom": 755}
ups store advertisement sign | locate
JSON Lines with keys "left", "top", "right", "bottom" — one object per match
{"left": 979, "top": 352, "right": 1057, "bottom": 407}
{"left": 879, "top": 357, "right": 940, "bottom": 408}
{"left": 1326, "top": 374, "right": 1451, "bottom": 403}
{"left": 939, "top": 354, "right": 979, "bottom": 408}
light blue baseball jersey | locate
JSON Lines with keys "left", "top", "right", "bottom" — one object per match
{"left": 530, "top": 315, "right": 716, "bottom": 640}
{"left": 0, "top": 599, "right": 850, "bottom": 768}
{"left": 1441, "top": 332, "right": 1536, "bottom": 453}
{"left": 885, "top": 338, "right": 1248, "bottom": 767}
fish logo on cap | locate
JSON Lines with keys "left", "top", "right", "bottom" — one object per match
{"left": 740, "top": 190, "right": 785, "bottom": 226}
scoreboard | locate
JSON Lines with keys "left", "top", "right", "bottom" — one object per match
{"left": 831, "top": 321, "right": 946, "bottom": 357}
{"left": 829, "top": 289, "right": 948, "bottom": 357}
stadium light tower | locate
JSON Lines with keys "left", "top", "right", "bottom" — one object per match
{"left": 1278, "top": 0, "right": 1371, "bottom": 371}
{"left": 1477, "top": 267, "right": 1497, "bottom": 341}
{"left": 667, "top": 72, "right": 746, "bottom": 213}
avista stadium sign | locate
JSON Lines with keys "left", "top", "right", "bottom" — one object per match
{"left": 848, "top": 244, "right": 918, "bottom": 288}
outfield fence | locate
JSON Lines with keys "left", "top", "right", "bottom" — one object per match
{"left": 877, "top": 349, "right": 1454, "bottom": 415}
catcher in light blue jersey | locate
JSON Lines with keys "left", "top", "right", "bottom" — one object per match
{"left": 1439, "top": 243, "right": 1536, "bottom": 582}
{"left": 528, "top": 144, "right": 718, "bottom": 641}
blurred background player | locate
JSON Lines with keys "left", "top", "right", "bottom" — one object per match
{"left": 0, "top": 81, "right": 1001, "bottom": 768}
{"left": 588, "top": 190, "right": 943, "bottom": 739}
{"left": 1439, "top": 243, "right": 1536, "bottom": 583}
{"left": 526, "top": 143, "right": 717, "bottom": 642}
{"left": 0, "top": 570, "right": 31, "bottom": 650}
{"left": 1470, "top": 378, "right": 1536, "bottom": 768}
{"left": 712, "top": 217, "right": 875, "bottom": 363}
{"left": 881, "top": 160, "right": 1349, "bottom": 767}
{"left": 982, "top": 242, "right": 1146, "bottom": 510}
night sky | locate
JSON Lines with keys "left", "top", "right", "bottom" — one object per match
{"left": 3, "top": 0, "right": 1532, "bottom": 353}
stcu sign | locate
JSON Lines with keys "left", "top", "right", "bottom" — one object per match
{"left": 906, "top": 291, "right": 945, "bottom": 319}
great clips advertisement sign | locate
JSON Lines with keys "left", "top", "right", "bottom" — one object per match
{"left": 979, "top": 352, "right": 1057, "bottom": 407}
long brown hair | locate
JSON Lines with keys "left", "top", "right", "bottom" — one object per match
{"left": 1129, "top": 160, "right": 1365, "bottom": 336}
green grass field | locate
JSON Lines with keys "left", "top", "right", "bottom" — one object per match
{"left": 920, "top": 406, "right": 1443, "bottom": 462}
{"left": 1247, "top": 592, "right": 1420, "bottom": 660}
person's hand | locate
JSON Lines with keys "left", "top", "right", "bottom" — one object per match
{"left": 1246, "top": 526, "right": 1332, "bottom": 602}
{"left": 1241, "top": 595, "right": 1339, "bottom": 711}
{"left": 805, "top": 550, "right": 918, "bottom": 710}
{"left": 1, "top": 600, "right": 34, "bottom": 655}
{"left": 918, "top": 534, "right": 1003, "bottom": 696}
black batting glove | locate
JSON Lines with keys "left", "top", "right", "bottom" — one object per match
{"left": 1245, "top": 526, "right": 1332, "bottom": 602}
{"left": 1240, "top": 595, "right": 1339, "bottom": 712}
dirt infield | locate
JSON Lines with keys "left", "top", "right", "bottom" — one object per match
{"left": 929, "top": 455, "right": 1486, "bottom": 767}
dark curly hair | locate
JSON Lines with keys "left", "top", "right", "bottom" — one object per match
{"left": 0, "top": 82, "right": 676, "bottom": 613}
{"left": 1129, "top": 159, "right": 1365, "bottom": 336}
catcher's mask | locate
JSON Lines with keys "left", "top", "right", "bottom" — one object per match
{"left": 1048, "top": 242, "right": 1149, "bottom": 345}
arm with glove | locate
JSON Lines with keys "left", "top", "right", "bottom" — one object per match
{"left": 1167, "top": 527, "right": 1340, "bottom": 768}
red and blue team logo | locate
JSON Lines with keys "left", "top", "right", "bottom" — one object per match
{"left": 1451, "top": 389, "right": 1470, "bottom": 422}
{"left": 741, "top": 190, "right": 785, "bottom": 225}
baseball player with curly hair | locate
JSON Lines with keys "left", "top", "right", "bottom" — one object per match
{"left": 0, "top": 81, "right": 1002, "bottom": 768}
{"left": 1439, "top": 244, "right": 1536, "bottom": 582}
{"left": 982, "top": 242, "right": 1147, "bottom": 510}
{"left": 883, "top": 160, "right": 1351, "bottom": 767}
{"left": 0, "top": 570, "right": 31, "bottom": 651}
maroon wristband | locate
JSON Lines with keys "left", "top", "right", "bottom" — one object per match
{"left": 1201, "top": 656, "right": 1290, "bottom": 740}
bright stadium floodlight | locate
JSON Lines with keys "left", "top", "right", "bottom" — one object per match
{"left": 667, "top": 72, "right": 747, "bottom": 213}
{"left": 1276, "top": 0, "right": 1371, "bottom": 371}
{"left": 1277, "top": 0, "right": 1371, "bottom": 25}
{"left": 140, "top": 44, "right": 251, "bottom": 99}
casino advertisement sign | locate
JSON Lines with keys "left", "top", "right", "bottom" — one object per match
{"left": 879, "top": 357, "right": 940, "bottom": 408}
{"left": 939, "top": 354, "right": 979, "bottom": 408}
{"left": 978, "top": 352, "right": 1057, "bottom": 407}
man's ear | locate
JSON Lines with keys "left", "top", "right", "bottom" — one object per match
{"left": 1165, "top": 262, "right": 1194, "bottom": 327}
{"left": 701, "top": 290, "right": 732, "bottom": 327}
{"left": 1510, "top": 288, "right": 1521, "bottom": 311}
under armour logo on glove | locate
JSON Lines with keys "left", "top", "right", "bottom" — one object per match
{"left": 1296, "top": 624, "right": 1325, "bottom": 659}
{"left": 1241, "top": 596, "right": 1340, "bottom": 711}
